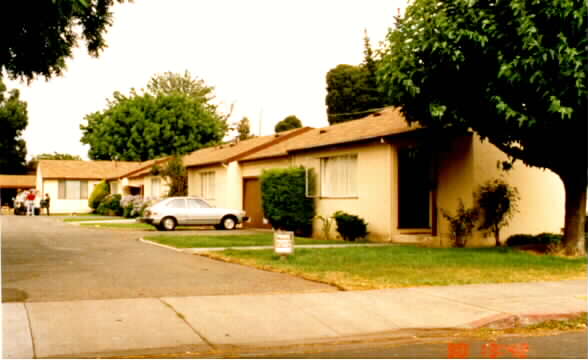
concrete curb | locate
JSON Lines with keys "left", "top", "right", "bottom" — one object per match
{"left": 138, "top": 237, "right": 397, "bottom": 254}
{"left": 138, "top": 238, "right": 183, "bottom": 252}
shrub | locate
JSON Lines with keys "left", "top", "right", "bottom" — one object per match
{"left": 121, "top": 195, "right": 151, "bottom": 218}
{"left": 332, "top": 211, "right": 368, "bottom": 242}
{"left": 260, "top": 167, "right": 315, "bottom": 235}
{"left": 88, "top": 180, "right": 110, "bottom": 211}
{"left": 96, "top": 194, "right": 123, "bottom": 216}
{"left": 506, "top": 233, "right": 562, "bottom": 247}
{"left": 315, "top": 215, "right": 334, "bottom": 241}
{"left": 441, "top": 199, "right": 479, "bottom": 247}
{"left": 474, "top": 178, "right": 520, "bottom": 246}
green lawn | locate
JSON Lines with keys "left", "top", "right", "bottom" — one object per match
{"left": 80, "top": 222, "right": 155, "bottom": 230}
{"left": 203, "top": 245, "right": 587, "bottom": 290}
{"left": 145, "top": 233, "right": 348, "bottom": 248}
{"left": 64, "top": 216, "right": 123, "bottom": 222}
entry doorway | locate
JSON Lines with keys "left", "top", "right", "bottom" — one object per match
{"left": 397, "top": 147, "right": 432, "bottom": 229}
{"left": 242, "top": 177, "right": 272, "bottom": 229}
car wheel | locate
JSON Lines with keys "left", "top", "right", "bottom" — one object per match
{"left": 161, "top": 217, "right": 177, "bottom": 231}
{"left": 221, "top": 216, "right": 237, "bottom": 230}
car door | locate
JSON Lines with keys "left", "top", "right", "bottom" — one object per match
{"left": 165, "top": 198, "right": 188, "bottom": 225}
{"left": 186, "top": 198, "right": 209, "bottom": 225}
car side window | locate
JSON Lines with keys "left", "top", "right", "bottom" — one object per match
{"left": 196, "top": 199, "right": 211, "bottom": 208}
{"left": 187, "top": 199, "right": 202, "bottom": 208}
{"left": 166, "top": 199, "right": 186, "bottom": 208}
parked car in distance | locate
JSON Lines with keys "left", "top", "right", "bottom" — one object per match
{"left": 138, "top": 197, "right": 248, "bottom": 231}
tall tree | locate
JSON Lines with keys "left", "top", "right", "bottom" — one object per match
{"left": 275, "top": 115, "right": 302, "bottom": 133}
{"left": 0, "top": 80, "right": 28, "bottom": 174}
{"left": 235, "top": 116, "right": 252, "bottom": 141}
{"left": 81, "top": 74, "right": 228, "bottom": 161}
{"left": 378, "top": 0, "right": 587, "bottom": 254}
{"left": 325, "top": 31, "right": 387, "bottom": 124}
{"left": 1, "top": 0, "right": 127, "bottom": 81}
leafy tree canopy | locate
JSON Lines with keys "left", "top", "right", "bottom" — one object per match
{"left": 378, "top": 0, "right": 587, "bottom": 254}
{"left": 275, "top": 115, "right": 302, "bottom": 133}
{"left": 0, "top": 80, "right": 28, "bottom": 174}
{"left": 147, "top": 70, "right": 215, "bottom": 104}
{"left": 1, "top": 0, "right": 126, "bottom": 81}
{"left": 325, "top": 31, "right": 387, "bottom": 124}
{"left": 81, "top": 73, "right": 228, "bottom": 161}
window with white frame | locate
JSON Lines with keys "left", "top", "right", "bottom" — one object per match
{"left": 320, "top": 154, "right": 358, "bottom": 197}
{"left": 58, "top": 180, "right": 89, "bottom": 200}
{"left": 151, "top": 178, "right": 161, "bottom": 198}
{"left": 200, "top": 172, "right": 215, "bottom": 200}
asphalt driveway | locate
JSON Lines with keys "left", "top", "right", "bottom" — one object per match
{"left": 1, "top": 216, "right": 335, "bottom": 302}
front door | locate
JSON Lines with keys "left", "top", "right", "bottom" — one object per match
{"left": 243, "top": 178, "right": 272, "bottom": 229}
{"left": 398, "top": 147, "right": 432, "bottom": 229}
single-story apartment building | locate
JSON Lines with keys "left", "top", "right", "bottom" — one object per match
{"left": 35, "top": 159, "right": 170, "bottom": 214}
{"left": 184, "top": 107, "right": 565, "bottom": 246}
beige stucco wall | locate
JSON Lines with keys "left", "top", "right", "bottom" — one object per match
{"left": 240, "top": 158, "right": 291, "bottom": 178}
{"left": 471, "top": 135, "right": 565, "bottom": 245}
{"left": 292, "top": 142, "right": 393, "bottom": 242}
{"left": 42, "top": 179, "right": 102, "bottom": 214}
{"left": 435, "top": 134, "right": 565, "bottom": 247}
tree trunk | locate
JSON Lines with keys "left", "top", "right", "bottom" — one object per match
{"left": 494, "top": 227, "right": 500, "bottom": 247}
{"left": 560, "top": 173, "right": 587, "bottom": 256}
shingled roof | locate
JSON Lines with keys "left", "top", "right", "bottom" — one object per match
{"left": 0, "top": 175, "right": 36, "bottom": 189}
{"left": 38, "top": 160, "right": 142, "bottom": 180}
{"left": 183, "top": 127, "right": 313, "bottom": 168}
{"left": 241, "top": 107, "right": 418, "bottom": 161}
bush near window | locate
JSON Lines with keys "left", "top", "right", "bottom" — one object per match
{"left": 96, "top": 194, "right": 123, "bottom": 216}
{"left": 260, "top": 167, "right": 315, "bottom": 236}
{"left": 332, "top": 211, "right": 368, "bottom": 242}
{"left": 88, "top": 180, "right": 110, "bottom": 212}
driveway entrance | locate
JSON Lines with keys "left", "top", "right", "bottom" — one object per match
{"left": 1, "top": 216, "right": 334, "bottom": 302}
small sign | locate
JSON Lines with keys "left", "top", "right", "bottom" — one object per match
{"left": 274, "top": 231, "right": 294, "bottom": 255}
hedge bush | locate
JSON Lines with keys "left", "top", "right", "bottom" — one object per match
{"left": 96, "top": 194, "right": 123, "bottom": 216}
{"left": 506, "top": 233, "right": 562, "bottom": 247}
{"left": 88, "top": 180, "right": 110, "bottom": 211}
{"left": 260, "top": 167, "right": 315, "bottom": 235}
{"left": 332, "top": 211, "right": 368, "bottom": 242}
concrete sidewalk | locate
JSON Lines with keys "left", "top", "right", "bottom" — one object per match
{"left": 3, "top": 280, "right": 586, "bottom": 358}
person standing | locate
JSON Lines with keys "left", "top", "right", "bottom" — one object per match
{"left": 26, "top": 190, "right": 35, "bottom": 216}
{"left": 43, "top": 193, "right": 51, "bottom": 216}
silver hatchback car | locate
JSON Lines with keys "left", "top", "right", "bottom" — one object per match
{"left": 139, "top": 197, "right": 248, "bottom": 231}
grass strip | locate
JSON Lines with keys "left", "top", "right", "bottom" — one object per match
{"left": 64, "top": 216, "right": 123, "bottom": 222}
{"left": 203, "top": 245, "right": 587, "bottom": 290}
{"left": 145, "top": 233, "right": 347, "bottom": 248}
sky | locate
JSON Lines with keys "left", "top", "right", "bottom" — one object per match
{"left": 6, "top": 0, "right": 407, "bottom": 160}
